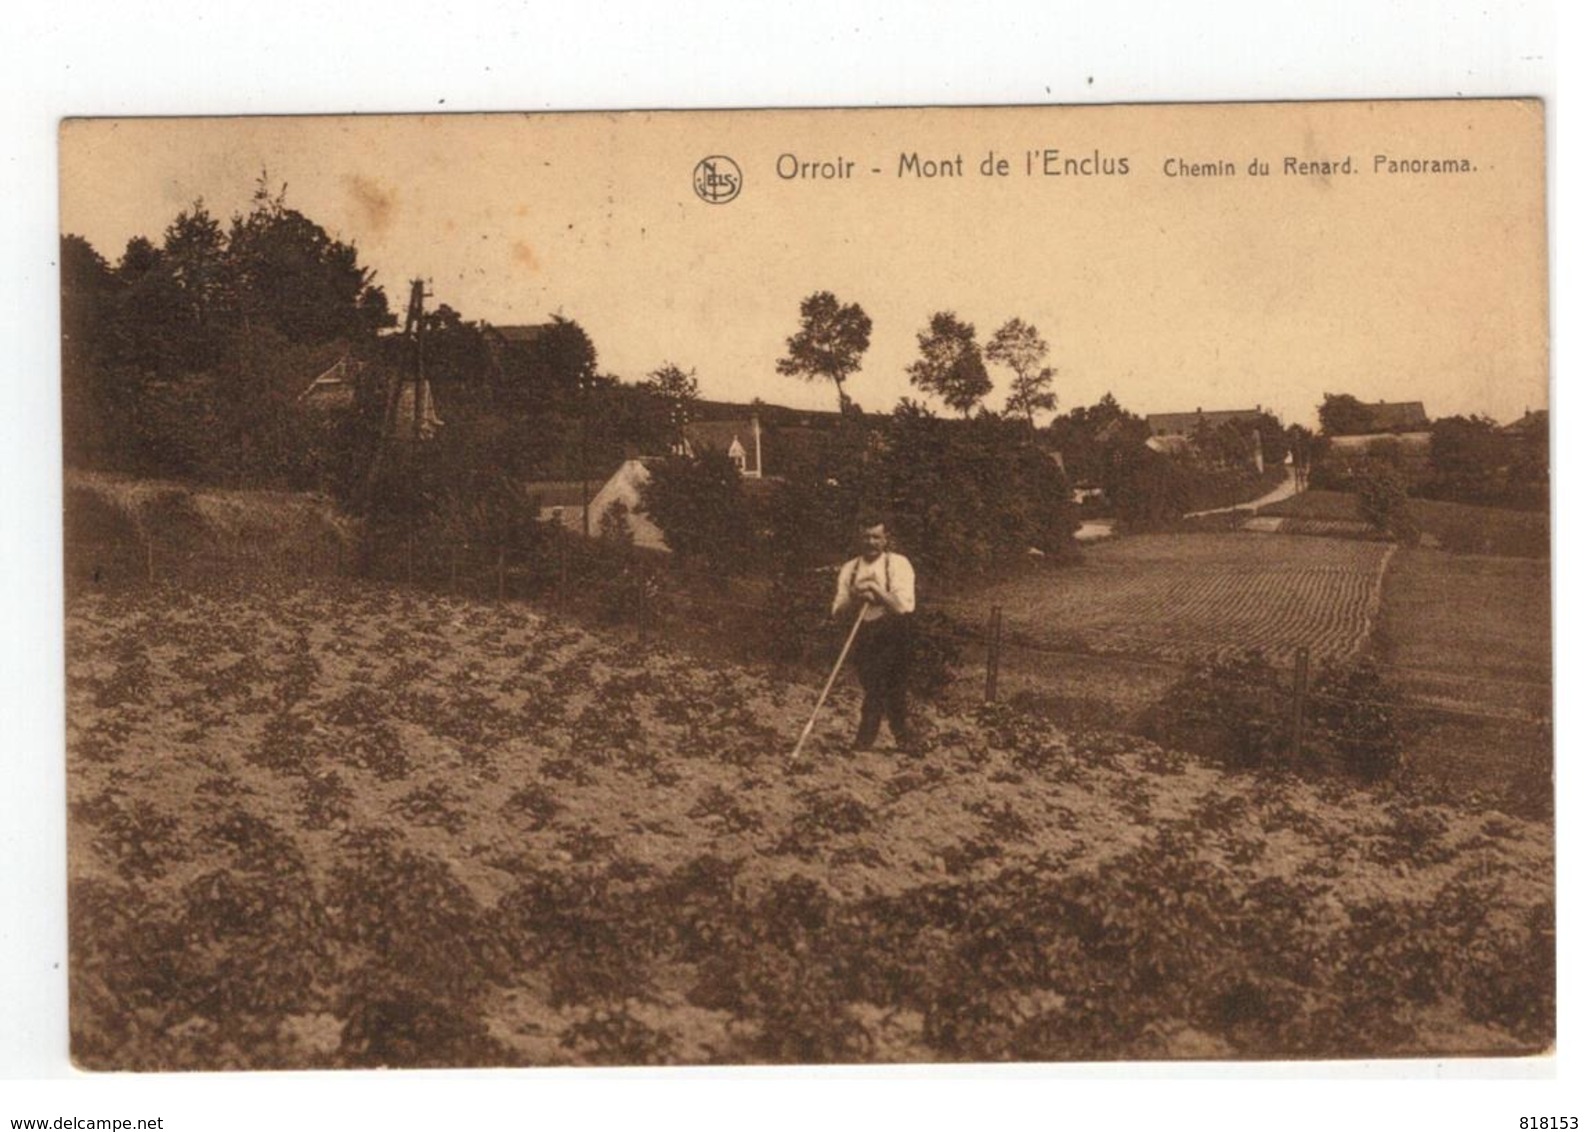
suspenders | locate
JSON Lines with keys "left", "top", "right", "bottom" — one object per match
{"left": 849, "top": 553, "right": 891, "bottom": 597}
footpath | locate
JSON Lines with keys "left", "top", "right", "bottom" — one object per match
{"left": 1075, "top": 467, "right": 1304, "bottom": 544}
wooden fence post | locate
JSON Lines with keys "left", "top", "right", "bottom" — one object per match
{"left": 1290, "top": 645, "right": 1311, "bottom": 761}
{"left": 985, "top": 604, "right": 1004, "bottom": 703}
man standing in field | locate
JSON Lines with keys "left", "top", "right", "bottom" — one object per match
{"left": 832, "top": 518, "right": 918, "bottom": 752}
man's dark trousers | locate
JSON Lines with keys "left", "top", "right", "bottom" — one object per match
{"left": 852, "top": 613, "right": 913, "bottom": 748}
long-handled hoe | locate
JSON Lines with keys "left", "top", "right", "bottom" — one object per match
{"left": 789, "top": 605, "right": 867, "bottom": 763}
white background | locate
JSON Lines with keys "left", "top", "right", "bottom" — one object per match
{"left": 2, "top": 2, "right": 1576, "bottom": 1127}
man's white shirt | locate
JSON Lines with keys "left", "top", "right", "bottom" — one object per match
{"left": 833, "top": 552, "right": 916, "bottom": 622}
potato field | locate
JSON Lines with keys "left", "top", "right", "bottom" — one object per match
{"left": 66, "top": 577, "right": 1552, "bottom": 1068}
{"left": 944, "top": 533, "right": 1393, "bottom": 664}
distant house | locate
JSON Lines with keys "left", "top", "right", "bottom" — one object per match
{"left": 1321, "top": 404, "right": 1433, "bottom": 464}
{"left": 483, "top": 323, "right": 556, "bottom": 381}
{"left": 296, "top": 354, "right": 363, "bottom": 411}
{"left": 391, "top": 378, "right": 444, "bottom": 440}
{"left": 681, "top": 417, "right": 764, "bottom": 478}
{"left": 532, "top": 461, "right": 668, "bottom": 552}
{"left": 1143, "top": 434, "right": 1192, "bottom": 457}
{"left": 1323, "top": 399, "right": 1429, "bottom": 437}
{"left": 486, "top": 323, "right": 554, "bottom": 354}
{"left": 1358, "top": 400, "right": 1429, "bottom": 433}
{"left": 1144, "top": 406, "right": 1267, "bottom": 439}
{"left": 1144, "top": 406, "right": 1267, "bottom": 472}
{"left": 1502, "top": 409, "right": 1548, "bottom": 436}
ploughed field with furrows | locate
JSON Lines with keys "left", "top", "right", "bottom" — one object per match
{"left": 946, "top": 534, "right": 1392, "bottom": 663}
{"left": 66, "top": 578, "right": 1551, "bottom": 1069}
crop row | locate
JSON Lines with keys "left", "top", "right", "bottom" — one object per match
{"left": 65, "top": 576, "right": 1552, "bottom": 1067}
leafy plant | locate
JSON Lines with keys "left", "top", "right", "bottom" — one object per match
{"left": 1150, "top": 650, "right": 1287, "bottom": 769}
{"left": 1311, "top": 660, "right": 1404, "bottom": 781}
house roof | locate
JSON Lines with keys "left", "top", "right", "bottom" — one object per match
{"left": 682, "top": 419, "right": 755, "bottom": 449}
{"left": 297, "top": 352, "right": 364, "bottom": 402}
{"left": 524, "top": 475, "right": 618, "bottom": 510}
{"left": 487, "top": 323, "right": 555, "bottom": 346}
{"left": 682, "top": 420, "right": 761, "bottom": 472}
{"left": 1502, "top": 409, "right": 1548, "bottom": 434}
{"left": 1144, "top": 408, "right": 1265, "bottom": 436}
{"left": 1358, "top": 401, "right": 1429, "bottom": 432}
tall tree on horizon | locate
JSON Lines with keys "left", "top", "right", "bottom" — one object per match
{"left": 640, "top": 361, "right": 700, "bottom": 405}
{"left": 775, "top": 290, "right": 873, "bottom": 414}
{"left": 906, "top": 311, "right": 991, "bottom": 418}
{"left": 986, "top": 316, "right": 1057, "bottom": 430}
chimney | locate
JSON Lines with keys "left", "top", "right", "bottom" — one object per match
{"left": 752, "top": 413, "right": 762, "bottom": 478}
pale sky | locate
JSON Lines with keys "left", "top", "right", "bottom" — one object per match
{"left": 60, "top": 102, "right": 1549, "bottom": 429}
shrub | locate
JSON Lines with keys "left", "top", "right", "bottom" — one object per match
{"left": 1150, "top": 650, "right": 1288, "bottom": 769}
{"left": 637, "top": 449, "right": 752, "bottom": 580}
{"left": 1354, "top": 459, "right": 1420, "bottom": 544}
{"left": 1311, "top": 659, "right": 1404, "bottom": 781}
{"left": 908, "top": 609, "right": 963, "bottom": 702}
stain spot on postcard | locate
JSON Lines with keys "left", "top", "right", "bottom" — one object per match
{"left": 344, "top": 175, "right": 396, "bottom": 237}
{"left": 512, "top": 240, "right": 540, "bottom": 272}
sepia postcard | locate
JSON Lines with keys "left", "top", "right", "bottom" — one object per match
{"left": 58, "top": 100, "right": 1551, "bottom": 1070}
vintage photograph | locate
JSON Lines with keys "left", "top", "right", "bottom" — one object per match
{"left": 58, "top": 101, "right": 1551, "bottom": 1069}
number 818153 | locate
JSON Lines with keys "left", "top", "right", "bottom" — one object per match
{"left": 1520, "top": 1119, "right": 1578, "bottom": 1129}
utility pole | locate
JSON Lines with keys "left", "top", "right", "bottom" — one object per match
{"left": 406, "top": 278, "right": 433, "bottom": 443}
{"left": 357, "top": 275, "right": 433, "bottom": 506}
{"left": 580, "top": 372, "right": 591, "bottom": 538}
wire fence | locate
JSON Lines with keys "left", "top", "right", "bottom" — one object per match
{"left": 67, "top": 522, "right": 1552, "bottom": 813}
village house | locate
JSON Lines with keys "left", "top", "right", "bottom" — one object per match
{"left": 1144, "top": 405, "right": 1269, "bottom": 440}
{"left": 1144, "top": 406, "right": 1268, "bottom": 472}
{"left": 1323, "top": 403, "right": 1432, "bottom": 455}
{"left": 1356, "top": 400, "right": 1430, "bottom": 434}
{"left": 679, "top": 417, "right": 764, "bottom": 477}
{"left": 486, "top": 323, "right": 554, "bottom": 357}
{"left": 528, "top": 460, "right": 669, "bottom": 551}
{"left": 296, "top": 353, "right": 363, "bottom": 412}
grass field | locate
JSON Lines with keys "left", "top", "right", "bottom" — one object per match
{"left": 938, "top": 533, "right": 1393, "bottom": 666}
{"left": 1370, "top": 548, "right": 1552, "bottom": 812}
{"left": 1257, "top": 490, "right": 1550, "bottom": 558}
{"left": 66, "top": 577, "right": 1553, "bottom": 1068}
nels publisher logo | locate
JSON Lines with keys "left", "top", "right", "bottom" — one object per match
{"left": 693, "top": 156, "right": 742, "bottom": 204}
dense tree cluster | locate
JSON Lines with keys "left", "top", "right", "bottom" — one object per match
{"left": 1317, "top": 393, "right": 1381, "bottom": 438}
{"left": 1425, "top": 413, "right": 1547, "bottom": 510}
{"left": 62, "top": 182, "right": 395, "bottom": 489}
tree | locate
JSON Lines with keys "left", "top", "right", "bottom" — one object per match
{"left": 1312, "top": 660, "right": 1404, "bottom": 780}
{"left": 502, "top": 314, "right": 599, "bottom": 408}
{"left": 1427, "top": 414, "right": 1505, "bottom": 504}
{"left": 418, "top": 304, "right": 492, "bottom": 392}
{"left": 637, "top": 449, "right": 752, "bottom": 578}
{"left": 1318, "top": 393, "right": 1378, "bottom": 437}
{"left": 640, "top": 362, "right": 699, "bottom": 404}
{"left": 61, "top": 234, "right": 125, "bottom": 467}
{"left": 906, "top": 311, "right": 991, "bottom": 417}
{"left": 163, "top": 201, "right": 228, "bottom": 324}
{"left": 776, "top": 291, "right": 872, "bottom": 413}
{"left": 227, "top": 179, "right": 393, "bottom": 345}
{"left": 639, "top": 362, "right": 700, "bottom": 454}
{"left": 986, "top": 317, "right": 1057, "bottom": 429}
{"left": 1045, "top": 392, "right": 1149, "bottom": 488}
{"left": 1287, "top": 423, "right": 1316, "bottom": 488}
{"left": 1353, "top": 458, "right": 1420, "bottom": 544}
